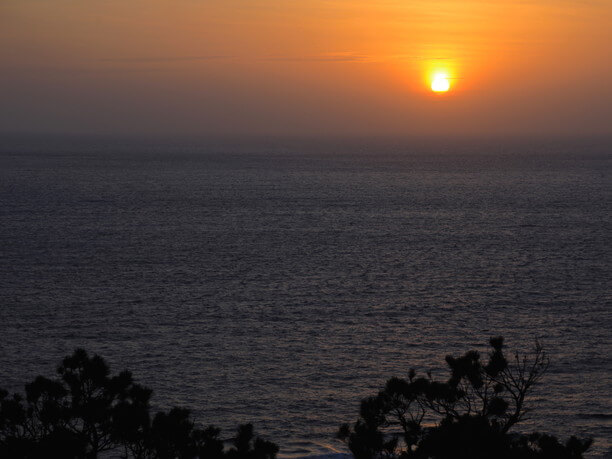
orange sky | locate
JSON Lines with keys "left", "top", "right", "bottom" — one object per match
{"left": 1, "top": 0, "right": 611, "bottom": 137}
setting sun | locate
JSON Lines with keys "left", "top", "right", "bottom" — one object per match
{"left": 431, "top": 74, "right": 451, "bottom": 93}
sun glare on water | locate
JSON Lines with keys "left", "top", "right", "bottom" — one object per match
{"left": 431, "top": 74, "right": 451, "bottom": 93}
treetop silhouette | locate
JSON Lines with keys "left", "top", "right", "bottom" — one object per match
{"left": 0, "top": 349, "right": 278, "bottom": 459}
{"left": 338, "top": 337, "right": 592, "bottom": 459}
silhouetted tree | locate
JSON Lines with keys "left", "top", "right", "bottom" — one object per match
{"left": 0, "top": 349, "right": 278, "bottom": 459}
{"left": 226, "top": 423, "right": 279, "bottom": 459}
{"left": 111, "top": 381, "right": 153, "bottom": 458}
{"left": 56, "top": 349, "right": 151, "bottom": 456}
{"left": 338, "top": 337, "right": 592, "bottom": 459}
{"left": 192, "top": 425, "right": 225, "bottom": 459}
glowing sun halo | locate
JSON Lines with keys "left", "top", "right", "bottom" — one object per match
{"left": 431, "top": 74, "right": 450, "bottom": 93}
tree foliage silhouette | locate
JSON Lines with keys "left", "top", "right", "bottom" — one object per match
{"left": 338, "top": 337, "right": 592, "bottom": 459}
{"left": 0, "top": 349, "right": 278, "bottom": 459}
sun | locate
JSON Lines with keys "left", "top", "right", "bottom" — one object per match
{"left": 431, "top": 74, "right": 450, "bottom": 93}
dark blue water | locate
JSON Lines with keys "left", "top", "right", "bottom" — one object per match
{"left": 1, "top": 139, "right": 610, "bottom": 457}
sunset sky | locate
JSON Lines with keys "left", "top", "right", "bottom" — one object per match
{"left": 1, "top": 0, "right": 611, "bottom": 137}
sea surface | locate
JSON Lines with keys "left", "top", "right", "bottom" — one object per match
{"left": 0, "top": 138, "right": 611, "bottom": 457}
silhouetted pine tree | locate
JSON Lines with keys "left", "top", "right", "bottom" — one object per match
{"left": 338, "top": 337, "right": 592, "bottom": 459}
{"left": 0, "top": 349, "right": 278, "bottom": 459}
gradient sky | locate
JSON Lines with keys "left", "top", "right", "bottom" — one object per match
{"left": 1, "top": 0, "right": 611, "bottom": 137}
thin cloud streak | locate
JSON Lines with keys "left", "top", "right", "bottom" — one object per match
{"left": 99, "top": 55, "right": 232, "bottom": 63}
{"left": 98, "top": 53, "right": 453, "bottom": 66}
{"left": 263, "top": 52, "right": 371, "bottom": 62}
{"left": 263, "top": 53, "right": 453, "bottom": 63}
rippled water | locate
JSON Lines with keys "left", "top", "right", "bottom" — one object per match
{"left": 0, "top": 139, "right": 610, "bottom": 457}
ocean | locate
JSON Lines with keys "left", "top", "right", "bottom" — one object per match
{"left": 0, "top": 138, "right": 610, "bottom": 457}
